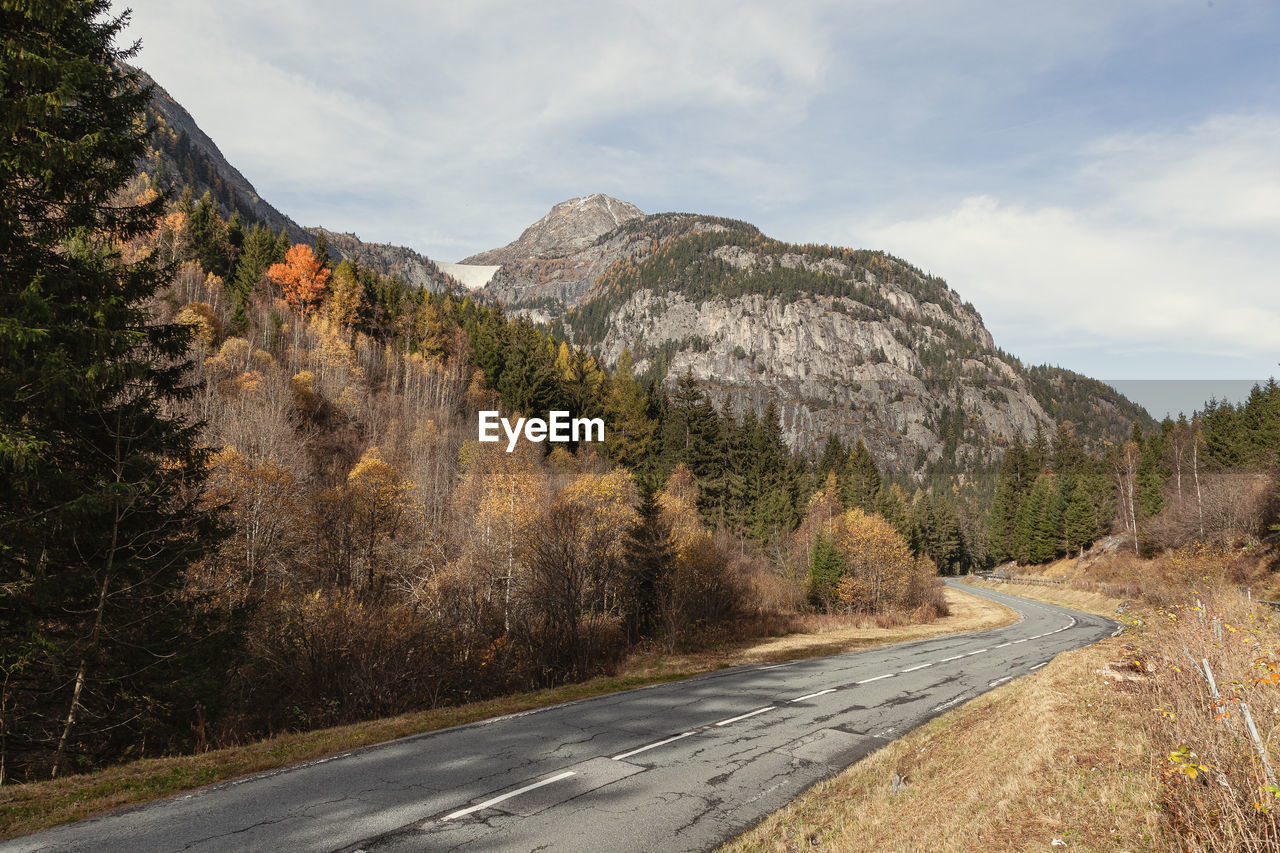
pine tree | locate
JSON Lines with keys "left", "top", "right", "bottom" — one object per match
{"left": 841, "top": 437, "right": 881, "bottom": 512}
{"left": 229, "top": 224, "right": 276, "bottom": 328}
{"left": 226, "top": 211, "right": 245, "bottom": 254}
{"left": 816, "top": 435, "right": 848, "bottom": 483}
{"left": 930, "top": 497, "right": 964, "bottom": 574}
{"left": 274, "top": 226, "right": 291, "bottom": 262}
{"left": 314, "top": 231, "right": 332, "bottom": 269}
{"left": 622, "top": 491, "right": 673, "bottom": 642}
{"left": 603, "top": 350, "right": 657, "bottom": 475}
{"left": 1063, "top": 477, "right": 1096, "bottom": 555}
{"left": 807, "top": 533, "right": 844, "bottom": 611}
{"left": 189, "top": 190, "right": 230, "bottom": 277}
{"left": 1, "top": 3, "right": 223, "bottom": 780}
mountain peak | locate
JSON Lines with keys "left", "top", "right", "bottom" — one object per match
{"left": 461, "top": 194, "right": 643, "bottom": 266}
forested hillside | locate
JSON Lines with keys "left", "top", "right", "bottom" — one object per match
{"left": 1, "top": 48, "right": 954, "bottom": 780}
{"left": 987, "top": 383, "right": 1280, "bottom": 565}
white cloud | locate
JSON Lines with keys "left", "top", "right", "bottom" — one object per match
{"left": 118, "top": 2, "right": 1279, "bottom": 380}
{"left": 1088, "top": 115, "right": 1280, "bottom": 233}
{"left": 859, "top": 117, "right": 1280, "bottom": 377}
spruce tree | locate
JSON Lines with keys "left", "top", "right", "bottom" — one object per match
{"left": 1, "top": 2, "right": 222, "bottom": 780}
{"left": 229, "top": 224, "right": 276, "bottom": 328}
{"left": 807, "top": 533, "right": 844, "bottom": 612}
{"left": 816, "top": 435, "right": 848, "bottom": 482}
{"left": 1063, "top": 478, "right": 1096, "bottom": 555}
{"left": 841, "top": 437, "right": 881, "bottom": 511}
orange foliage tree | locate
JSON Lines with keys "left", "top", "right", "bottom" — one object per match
{"left": 267, "top": 244, "right": 330, "bottom": 315}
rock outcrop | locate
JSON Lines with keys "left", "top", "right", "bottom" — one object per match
{"left": 463, "top": 194, "right": 643, "bottom": 267}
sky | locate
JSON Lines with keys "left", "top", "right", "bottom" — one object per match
{"left": 122, "top": 0, "right": 1279, "bottom": 406}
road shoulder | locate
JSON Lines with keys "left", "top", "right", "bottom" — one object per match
{"left": 722, "top": 583, "right": 1161, "bottom": 853}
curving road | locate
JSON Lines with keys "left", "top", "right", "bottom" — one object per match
{"left": 5, "top": 581, "right": 1118, "bottom": 853}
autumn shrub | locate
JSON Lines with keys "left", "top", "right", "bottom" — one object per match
{"left": 1144, "top": 471, "right": 1276, "bottom": 552}
{"left": 513, "top": 493, "right": 635, "bottom": 685}
{"left": 242, "top": 590, "right": 469, "bottom": 735}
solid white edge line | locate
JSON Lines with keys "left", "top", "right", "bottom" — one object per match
{"left": 988, "top": 676, "right": 1013, "bottom": 686}
{"left": 442, "top": 770, "right": 577, "bottom": 821}
{"left": 856, "top": 673, "right": 895, "bottom": 684}
{"left": 901, "top": 663, "right": 931, "bottom": 672}
{"left": 611, "top": 731, "right": 695, "bottom": 761}
{"left": 715, "top": 706, "right": 776, "bottom": 727}
{"left": 789, "top": 688, "right": 837, "bottom": 703}
{"left": 1030, "top": 662, "right": 1048, "bottom": 670}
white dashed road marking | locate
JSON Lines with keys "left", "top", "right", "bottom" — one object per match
{"left": 611, "top": 732, "right": 696, "bottom": 761}
{"left": 715, "top": 706, "right": 775, "bottom": 727}
{"left": 442, "top": 771, "right": 577, "bottom": 821}
{"left": 789, "top": 689, "right": 837, "bottom": 703}
{"left": 855, "top": 673, "right": 895, "bottom": 685}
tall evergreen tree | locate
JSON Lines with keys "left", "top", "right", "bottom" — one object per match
{"left": 816, "top": 435, "right": 848, "bottom": 482}
{"left": 1063, "top": 477, "right": 1096, "bottom": 555}
{"left": 189, "top": 190, "right": 230, "bottom": 278}
{"left": 930, "top": 497, "right": 964, "bottom": 574}
{"left": 1, "top": 2, "right": 223, "bottom": 780}
{"left": 229, "top": 224, "right": 276, "bottom": 328}
{"left": 807, "top": 533, "right": 844, "bottom": 612}
{"left": 841, "top": 437, "right": 881, "bottom": 512}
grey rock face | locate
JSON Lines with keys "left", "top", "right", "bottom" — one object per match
{"left": 596, "top": 287, "right": 1052, "bottom": 472}
{"left": 307, "top": 227, "right": 461, "bottom": 294}
{"left": 478, "top": 211, "right": 737, "bottom": 309}
{"left": 463, "top": 194, "right": 644, "bottom": 267}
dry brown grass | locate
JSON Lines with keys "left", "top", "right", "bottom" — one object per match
{"left": 965, "top": 577, "right": 1128, "bottom": 620}
{"left": 0, "top": 587, "right": 1010, "bottom": 840}
{"left": 723, "top": 631, "right": 1164, "bottom": 853}
{"left": 999, "top": 542, "right": 1280, "bottom": 608}
{"left": 1137, "top": 592, "right": 1280, "bottom": 851}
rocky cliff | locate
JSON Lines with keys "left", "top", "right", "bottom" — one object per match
{"left": 544, "top": 215, "right": 1148, "bottom": 476}
{"left": 464, "top": 194, "right": 643, "bottom": 265}
{"left": 137, "top": 68, "right": 458, "bottom": 293}
{"left": 306, "top": 227, "right": 461, "bottom": 294}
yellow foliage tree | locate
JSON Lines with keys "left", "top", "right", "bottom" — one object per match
{"left": 347, "top": 446, "right": 419, "bottom": 592}
{"left": 655, "top": 465, "right": 736, "bottom": 646}
{"left": 174, "top": 301, "right": 220, "bottom": 350}
{"left": 558, "top": 469, "right": 640, "bottom": 563}
{"left": 326, "top": 260, "right": 365, "bottom": 329}
{"left": 832, "top": 508, "right": 936, "bottom": 613}
{"left": 198, "top": 446, "right": 300, "bottom": 600}
{"left": 455, "top": 445, "right": 548, "bottom": 631}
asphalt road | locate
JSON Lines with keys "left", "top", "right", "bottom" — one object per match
{"left": 6, "top": 580, "right": 1118, "bottom": 853}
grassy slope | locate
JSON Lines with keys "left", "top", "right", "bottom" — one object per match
{"left": 723, "top": 580, "right": 1166, "bottom": 853}
{"left": 1, "top": 587, "right": 1012, "bottom": 840}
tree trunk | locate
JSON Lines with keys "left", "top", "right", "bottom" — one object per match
{"left": 1193, "top": 439, "right": 1205, "bottom": 540}
{"left": 51, "top": 568, "right": 112, "bottom": 779}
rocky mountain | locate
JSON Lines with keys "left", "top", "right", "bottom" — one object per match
{"left": 306, "top": 227, "right": 461, "bottom": 293}
{"left": 139, "top": 68, "right": 311, "bottom": 245}
{"left": 137, "top": 68, "right": 459, "bottom": 294}
{"left": 473, "top": 209, "right": 754, "bottom": 312}
{"left": 470, "top": 204, "right": 1148, "bottom": 476}
{"left": 464, "top": 194, "right": 643, "bottom": 265}
{"left": 134, "top": 62, "right": 1148, "bottom": 479}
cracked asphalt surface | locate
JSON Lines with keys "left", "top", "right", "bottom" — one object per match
{"left": 3, "top": 580, "right": 1117, "bottom": 853}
